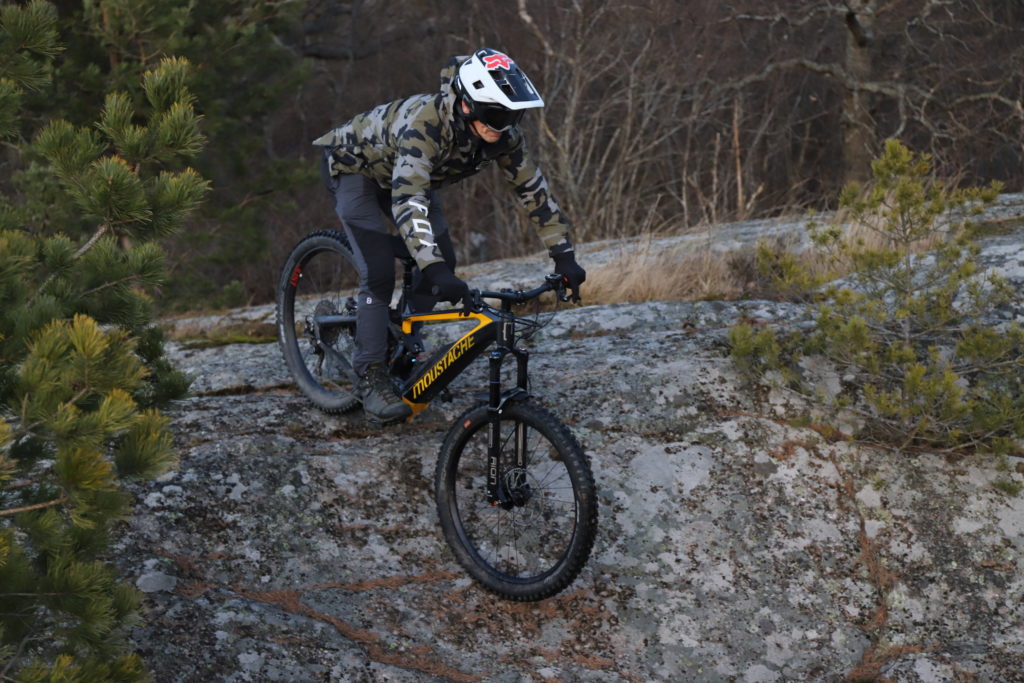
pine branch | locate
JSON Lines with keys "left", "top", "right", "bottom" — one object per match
{"left": 0, "top": 633, "right": 31, "bottom": 679}
{"left": 0, "top": 494, "right": 68, "bottom": 517}
{"left": 77, "top": 272, "right": 145, "bottom": 299}
{"left": 73, "top": 223, "right": 110, "bottom": 259}
{"left": 12, "top": 386, "right": 92, "bottom": 441}
{"left": 35, "top": 223, "right": 109, "bottom": 297}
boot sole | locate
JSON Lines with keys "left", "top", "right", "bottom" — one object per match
{"left": 363, "top": 407, "right": 413, "bottom": 428}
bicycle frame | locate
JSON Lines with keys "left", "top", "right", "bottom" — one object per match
{"left": 308, "top": 305, "right": 516, "bottom": 414}
{"left": 398, "top": 308, "right": 526, "bottom": 413}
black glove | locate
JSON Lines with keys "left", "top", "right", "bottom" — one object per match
{"left": 551, "top": 249, "right": 586, "bottom": 297}
{"left": 420, "top": 262, "right": 473, "bottom": 308}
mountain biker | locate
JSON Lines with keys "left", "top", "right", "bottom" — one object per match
{"left": 313, "top": 48, "right": 586, "bottom": 425}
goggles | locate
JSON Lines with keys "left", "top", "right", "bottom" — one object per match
{"left": 476, "top": 104, "right": 524, "bottom": 133}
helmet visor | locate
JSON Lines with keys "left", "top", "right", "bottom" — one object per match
{"left": 477, "top": 104, "right": 524, "bottom": 132}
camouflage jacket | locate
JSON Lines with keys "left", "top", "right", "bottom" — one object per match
{"left": 313, "top": 57, "right": 572, "bottom": 270}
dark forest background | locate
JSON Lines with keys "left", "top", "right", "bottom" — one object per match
{"left": 5, "top": 0, "right": 1023, "bottom": 313}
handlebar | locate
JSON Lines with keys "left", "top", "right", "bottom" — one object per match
{"left": 428, "top": 274, "right": 581, "bottom": 313}
{"left": 474, "top": 273, "right": 579, "bottom": 308}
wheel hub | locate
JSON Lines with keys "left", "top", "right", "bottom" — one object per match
{"left": 310, "top": 299, "right": 340, "bottom": 347}
{"left": 501, "top": 468, "right": 532, "bottom": 508}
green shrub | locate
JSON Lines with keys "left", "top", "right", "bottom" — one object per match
{"left": 731, "top": 139, "right": 1022, "bottom": 453}
{"left": 2, "top": 6, "right": 206, "bottom": 677}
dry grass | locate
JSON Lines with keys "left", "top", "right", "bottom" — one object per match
{"left": 583, "top": 234, "right": 747, "bottom": 306}
{"left": 163, "top": 320, "right": 278, "bottom": 346}
{"left": 581, "top": 207, "right": 1013, "bottom": 306}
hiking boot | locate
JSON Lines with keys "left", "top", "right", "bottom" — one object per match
{"left": 356, "top": 363, "right": 411, "bottom": 425}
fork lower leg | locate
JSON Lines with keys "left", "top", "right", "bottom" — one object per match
{"left": 486, "top": 349, "right": 503, "bottom": 504}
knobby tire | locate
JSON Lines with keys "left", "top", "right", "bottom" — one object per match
{"left": 276, "top": 230, "right": 362, "bottom": 413}
{"left": 435, "top": 400, "right": 598, "bottom": 601}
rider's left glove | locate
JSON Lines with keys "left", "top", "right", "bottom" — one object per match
{"left": 421, "top": 262, "right": 474, "bottom": 309}
{"left": 550, "top": 247, "right": 586, "bottom": 294}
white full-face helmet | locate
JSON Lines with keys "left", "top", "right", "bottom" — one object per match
{"left": 454, "top": 48, "right": 544, "bottom": 132}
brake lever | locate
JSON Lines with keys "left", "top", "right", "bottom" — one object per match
{"left": 548, "top": 273, "right": 582, "bottom": 303}
{"left": 544, "top": 273, "right": 569, "bottom": 302}
{"left": 455, "top": 289, "right": 482, "bottom": 316}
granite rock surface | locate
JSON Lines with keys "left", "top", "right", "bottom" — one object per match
{"left": 120, "top": 204, "right": 1024, "bottom": 682}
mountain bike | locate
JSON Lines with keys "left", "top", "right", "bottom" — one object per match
{"left": 275, "top": 230, "right": 597, "bottom": 601}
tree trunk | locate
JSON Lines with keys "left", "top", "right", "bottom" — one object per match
{"left": 841, "top": 0, "right": 877, "bottom": 184}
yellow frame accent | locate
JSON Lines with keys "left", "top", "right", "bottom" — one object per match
{"left": 399, "top": 310, "right": 496, "bottom": 418}
{"left": 400, "top": 310, "right": 493, "bottom": 336}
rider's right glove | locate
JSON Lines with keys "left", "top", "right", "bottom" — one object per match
{"left": 421, "top": 262, "right": 474, "bottom": 308}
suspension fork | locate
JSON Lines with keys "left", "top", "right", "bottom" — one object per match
{"left": 486, "top": 320, "right": 531, "bottom": 506}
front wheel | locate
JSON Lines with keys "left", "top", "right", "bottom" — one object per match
{"left": 435, "top": 400, "right": 598, "bottom": 601}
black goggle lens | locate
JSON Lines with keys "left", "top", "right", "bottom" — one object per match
{"left": 477, "top": 106, "right": 523, "bottom": 132}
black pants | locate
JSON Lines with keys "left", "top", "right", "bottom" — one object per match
{"left": 329, "top": 171, "right": 456, "bottom": 375}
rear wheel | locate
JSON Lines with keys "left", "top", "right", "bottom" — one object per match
{"left": 435, "top": 400, "right": 598, "bottom": 601}
{"left": 276, "top": 230, "right": 362, "bottom": 413}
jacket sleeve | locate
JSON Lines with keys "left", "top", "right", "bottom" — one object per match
{"left": 497, "top": 133, "right": 573, "bottom": 253}
{"left": 391, "top": 121, "right": 446, "bottom": 270}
